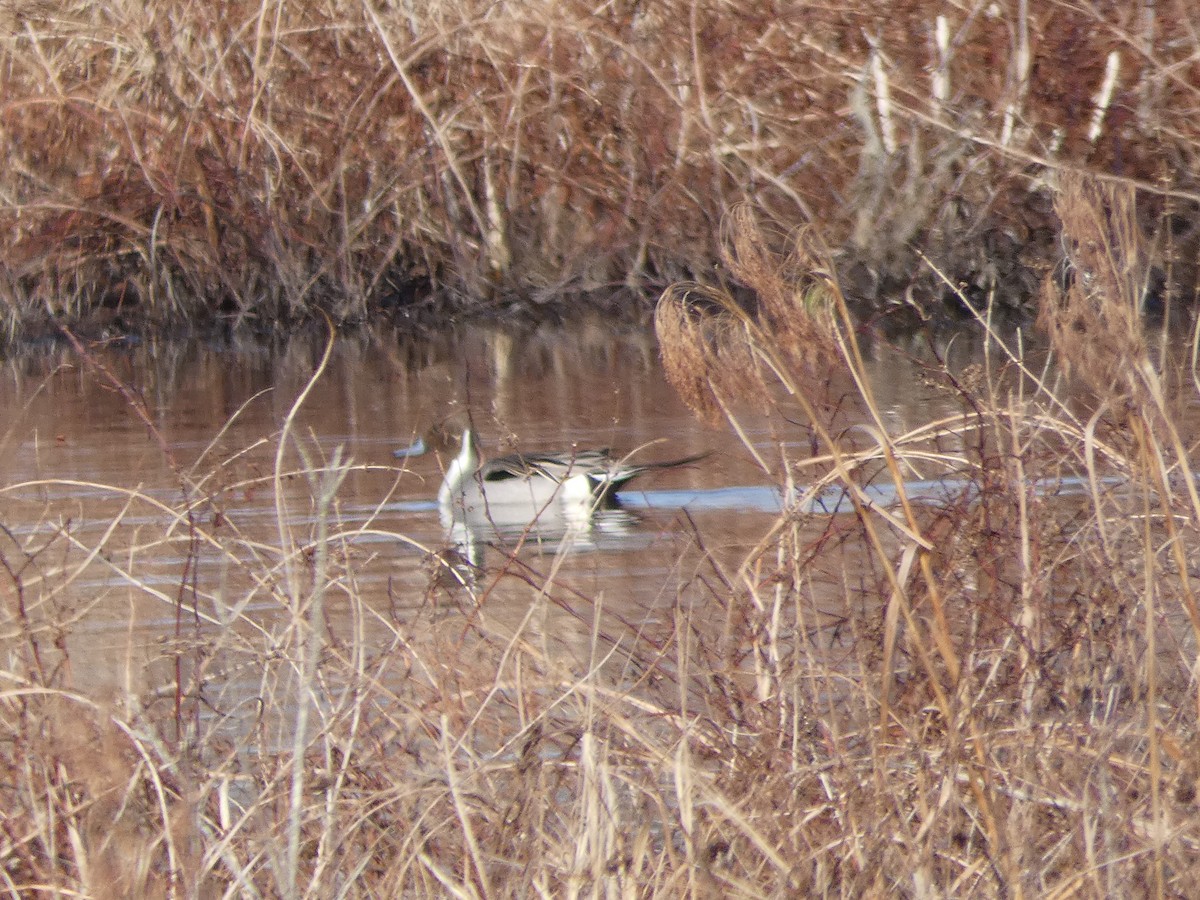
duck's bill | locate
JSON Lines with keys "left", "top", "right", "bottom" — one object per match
{"left": 393, "top": 436, "right": 428, "bottom": 458}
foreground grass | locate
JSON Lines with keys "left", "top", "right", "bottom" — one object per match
{"left": 3, "top": 1, "right": 1200, "bottom": 338}
{"left": 3, "top": 175, "right": 1200, "bottom": 896}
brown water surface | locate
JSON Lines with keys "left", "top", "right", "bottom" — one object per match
{"left": 0, "top": 324, "right": 971, "bottom": 739}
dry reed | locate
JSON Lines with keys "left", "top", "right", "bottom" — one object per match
{"left": 8, "top": 2, "right": 1200, "bottom": 883}
{"left": 9, "top": 188, "right": 1200, "bottom": 893}
{"left": 1038, "top": 172, "right": 1149, "bottom": 404}
{"left": 647, "top": 197, "right": 1200, "bottom": 896}
{"left": 9, "top": 186, "right": 1200, "bottom": 896}
{"left": 0, "top": 347, "right": 1198, "bottom": 895}
{"left": 3, "top": 1, "right": 1200, "bottom": 339}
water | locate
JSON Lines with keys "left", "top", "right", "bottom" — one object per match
{"left": 0, "top": 324, "right": 972, "bottom": 712}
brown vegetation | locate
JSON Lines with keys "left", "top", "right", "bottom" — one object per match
{"left": 3, "top": 1, "right": 1200, "bottom": 339}
{"left": 5, "top": 171, "right": 1200, "bottom": 894}
{"left": 650, "top": 179, "right": 1200, "bottom": 895}
{"left": 7, "top": 0, "right": 1200, "bottom": 892}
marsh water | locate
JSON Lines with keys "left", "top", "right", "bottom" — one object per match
{"left": 0, "top": 323, "right": 980, "bottom": 718}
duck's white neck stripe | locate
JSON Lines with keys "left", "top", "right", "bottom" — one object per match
{"left": 438, "top": 429, "right": 478, "bottom": 506}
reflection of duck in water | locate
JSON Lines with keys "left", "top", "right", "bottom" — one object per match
{"left": 438, "top": 428, "right": 706, "bottom": 526}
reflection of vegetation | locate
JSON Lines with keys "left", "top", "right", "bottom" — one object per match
{"left": 3, "top": 2, "right": 1200, "bottom": 338}
{"left": 651, "top": 183, "right": 1200, "bottom": 894}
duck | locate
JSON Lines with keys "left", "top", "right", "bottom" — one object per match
{"left": 437, "top": 428, "right": 705, "bottom": 519}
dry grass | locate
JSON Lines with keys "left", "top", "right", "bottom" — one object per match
{"left": 4, "top": 1, "right": 1200, "bottom": 338}
{"left": 6, "top": 0, "right": 1200, "bottom": 879}
{"left": 649, "top": 190, "right": 1200, "bottom": 896}
{"left": 6, "top": 172, "right": 1200, "bottom": 894}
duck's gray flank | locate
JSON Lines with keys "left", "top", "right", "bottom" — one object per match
{"left": 439, "top": 428, "right": 706, "bottom": 511}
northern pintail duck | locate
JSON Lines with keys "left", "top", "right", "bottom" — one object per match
{"left": 438, "top": 429, "right": 705, "bottom": 519}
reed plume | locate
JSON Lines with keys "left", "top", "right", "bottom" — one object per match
{"left": 1038, "top": 172, "right": 1149, "bottom": 405}
{"left": 656, "top": 204, "right": 842, "bottom": 424}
